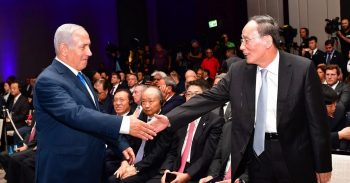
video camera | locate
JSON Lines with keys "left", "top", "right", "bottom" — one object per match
{"left": 325, "top": 17, "right": 340, "bottom": 34}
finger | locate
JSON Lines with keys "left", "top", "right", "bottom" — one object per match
{"left": 123, "top": 151, "right": 130, "bottom": 161}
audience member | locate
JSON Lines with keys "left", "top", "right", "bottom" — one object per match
{"left": 201, "top": 48, "right": 220, "bottom": 79}
{"left": 298, "top": 27, "right": 309, "bottom": 56}
{"left": 169, "top": 70, "right": 185, "bottom": 94}
{"left": 187, "top": 40, "right": 203, "bottom": 71}
{"left": 94, "top": 78, "right": 114, "bottom": 114}
{"left": 317, "top": 64, "right": 327, "bottom": 84}
{"left": 302, "top": 36, "right": 325, "bottom": 66}
{"left": 159, "top": 77, "right": 185, "bottom": 114}
{"left": 132, "top": 84, "right": 147, "bottom": 117}
{"left": 203, "top": 69, "right": 214, "bottom": 87}
{"left": 111, "top": 87, "right": 171, "bottom": 183}
{"left": 337, "top": 18, "right": 350, "bottom": 58}
{"left": 222, "top": 47, "right": 244, "bottom": 73}
{"left": 127, "top": 74, "right": 138, "bottom": 93}
{"left": 325, "top": 64, "right": 350, "bottom": 110}
{"left": 151, "top": 71, "right": 167, "bottom": 87}
{"left": 156, "top": 79, "right": 224, "bottom": 183}
{"left": 110, "top": 72, "right": 127, "bottom": 96}
{"left": 153, "top": 43, "right": 171, "bottom": 73}
{"left": 324, "top": 39, "right": 346, "bottom": 77}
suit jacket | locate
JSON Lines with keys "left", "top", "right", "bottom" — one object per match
{"left": 123, "top": 111, "right": 172, "bottom": 182}
{"left": 161, "top": 111, "right": 224, "bottom": 181}
{"left": 305, "top": 49, "right": 325, "bottom": 66}
{"left": 8, "top": 94, "right": 30, "bottom": 129}
{"left": 166, "top": 51, "right": 332, "bottom": 183}
{"left": 33, "top": 59, "right": 128, "bottom": 183}
{"left": 162, "top": 95, "right": 185, "bottom": 114}
{"left": 324, "top": 50, "right": 346, "bottom": 73}
{"left": 334, "top": 82, "right": 350, "bottom": 110}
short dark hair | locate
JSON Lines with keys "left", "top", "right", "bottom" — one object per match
{"left": 115, "top": 88, "right": 134, "bottom": 104}
{"left": 250, "top": 15, "right": 281, "bottom": 48}
{"left": 10, "top": 80, "right": 22, "bottom": 90}
{"left": 300, "top": 27, "right": 309, "bottom": 37}
{"left": 187, "top": 79, "right": 210, "bottom": 91}
{"left": 325, "top": 39, "right": 335, "bottom": 46}
{"left": 321, "top": 84, "right": 338, "bottom": 105}
{"left": 111, "top": 72, "right": 120, "bottom": 79}
{"left": 308, "top": 36, "right": 318, "bottom": 43}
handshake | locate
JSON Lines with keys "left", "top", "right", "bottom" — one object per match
{"left": 128, "top": 114, "right": 170, "bottom": 141}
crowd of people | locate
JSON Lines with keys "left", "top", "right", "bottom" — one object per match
{"left": 0, "top": 15, "right": 349, "bottom": 183}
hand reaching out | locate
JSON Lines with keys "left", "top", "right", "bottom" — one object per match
{"left": 148, "top": 114, "right": 170, "bottom": 133}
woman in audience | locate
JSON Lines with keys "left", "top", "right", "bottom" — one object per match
{"left": 317, "top": 64, "right": 327, "bottom": 84}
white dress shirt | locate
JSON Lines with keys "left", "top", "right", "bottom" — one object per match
{"left": 255, "top": 52, "right": 279, "bottom": 133}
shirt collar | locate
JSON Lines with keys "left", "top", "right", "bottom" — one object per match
{"left": 55, "top": 57, "right": 79, "bottom": 76}
{"left": 257, "top": 51, "right": 279, "bottom": 76}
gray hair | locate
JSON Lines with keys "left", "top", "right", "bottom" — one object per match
{"left": 250, "top": 15, "right": 280, "bottom": 48}
{"left": 54, "top": 23, "right": 85, "bottom": 54}
{"left": 143, "top": 86, "right": 164, "bottom": 104}
{"left": 151, "top": 71, "right": 167, "bottom": 78}
{"left": 163, "top": 76, "right": 177, "bottom": 91}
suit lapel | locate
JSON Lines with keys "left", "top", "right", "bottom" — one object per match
{"left": 243, "top": 64, "right": 257, "bottom": 114}
{"left": 52, "top": 60, "right": 97, "bottom": 110}
{"left": 277, "top": 51, "right": 293, "bottom": 127}
{"left": 190, "top": 115, "right": 207, "bottom": 158}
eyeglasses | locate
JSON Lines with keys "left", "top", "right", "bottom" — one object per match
{"left": 240, "top": 36, "right": 260, "bottom": 46}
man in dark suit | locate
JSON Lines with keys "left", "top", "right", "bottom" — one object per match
{"left": 159, "top": 77, "right": 185, "bottom": 114}
{"left": 110, "top": 72, "right": 128, "bottom": 96}
{"left": 7, "top": 80, "right": 30, "bottom": 129}
{"left": 325, "top": 64, "right": 350, "bottom": 111}
{"left": 324, "top": 39, "right": 346, "bottom": 77}
{"left": 94, "top": 78, "right": 114, "bottom": 114}
{"left": 199, "top": 121, "right": 248, "bottom": 183}
{"left": 157, "top": 79, "right": 224, "bottom": 183}
{"left": 151, "top": 15, "right": 332, "bottom": 183}
{"left": 303, "top": 36, "right": 325, "bottom": 66}
{"left": 112, "top": 86, "right": 171, "bottom": 183}
{"left": 33, "top": 24, "right": 157, "bottom": 183}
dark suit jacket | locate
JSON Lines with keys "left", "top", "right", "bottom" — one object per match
{"left": 162, "top": 95, "right": 185, "bottom": 114}
{"left": 33, "top": 59, "right": 128, "bottom": 183}
{"left": 8, "top": 94, "right": 30, "bottom": 129}
{"left": 166, "top": 51, "right": 332, "bottom": 183}
{"left": 122, "top": 111, "right": 172, "bottom": 183}
{"left": 304, "top": 49, "right": 325, "bottom": 66}
{"left": 161, "top": 111, "right": 224, "bottom": 181}
{"left": 324, "top": 50, "right": 346, "bottom": 75}
{"left": 334, "top": 82, "right": 350, "bottom": 110}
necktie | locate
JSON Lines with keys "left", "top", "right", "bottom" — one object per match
{"left": 326, "top": 53, "right": 331, "bottom": 64}
{"left": 110, "top": 86, "right": 115, "bottom": 95}
{"left": 77, "top": 72, "right": 96, "bottom": 106}
{"left": 253, "top": 69, "right": 268, "bottom": 156}
{"left": 28, "top": 124, "right": 36, "bottom": 143}
{"left": 178, "top": 121, "right": 196, "bottom": 173}
{"left": 224, "top": 164, "right": 231, "bottom": 180}
{"left": 135, "top": 117, "right": 151, "bottom": 163}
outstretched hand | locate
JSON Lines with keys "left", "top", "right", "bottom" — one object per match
{"left": 148, "top": 114, "right": 170, "bottom": 133}
{"left": 129, "top": 115, "right": 156, "bottom": 140}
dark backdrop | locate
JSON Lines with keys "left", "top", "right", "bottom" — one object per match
{"left": 0, "top": 0, "right": 247, "bottom": 81}
{"left": 0, "top": 0, "right": 119, "bottom": 81}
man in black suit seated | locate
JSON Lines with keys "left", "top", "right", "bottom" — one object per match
{"left": 199, "top": 121, "right": 248, "bottom": 183}
{"left": 94, "top": 78, "right": 114, "bottom": 114}
{"left": 158, "top": 77, "right": 185, "bottom": 114}
{"left": 6, "top": 80, "right": 30, "bottom": 130}
{"left": 153, "top": 79, "right": 224, "bottom": 183}
{"left": 110, "top": 72, "right": 128, "bottom": 96}
{"left": 325, "top": 64, "right": 350, "bottom": 111}
{"left": 0, "top": 118, "right": 37, "bottom": 183}
{"left": 321, "top": 84, "right": 350, "bottom": 150}
{"left": 110, "top": 86, "right": 171, "bottom": 183}
{"left": 302, "top": 36, "right": 325, "bottom": 66}
{"left": 104, "top": 89, "right": 136, "bottom": 181}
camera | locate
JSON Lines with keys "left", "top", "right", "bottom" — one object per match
{"left": 325, "top": 17, "right": 340, "bottom": 34}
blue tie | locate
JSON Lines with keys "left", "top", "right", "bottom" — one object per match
{"left": 77, "top": 72, "right": 88, "bottom": 87}
{"left": 253, "top": 69, "right": 268, "bottom": 156}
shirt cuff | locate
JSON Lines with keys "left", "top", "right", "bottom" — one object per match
{"left": 120, "top": 116, "right": 130, "bottom": 134}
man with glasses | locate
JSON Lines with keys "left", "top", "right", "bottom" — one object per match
{"left": 151, "top": 15, "right": 332, "bottom": 183}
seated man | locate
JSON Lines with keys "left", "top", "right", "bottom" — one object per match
{"left": 321, "top": 84, "right": 350, "bottom": 149}
{"left": 110, "top": 86, "right": 171, "bottom": 183}
{"left": 94, "top": 78, "right": 114, "bottom": 114}
{"left": 158, "top": 77, "right": 185, "bottom": 114}
{"left": 153, "top": 79, "right": 224, "bottom": 183}
{"left": 199, "top": 121, "right": 248, "bottom": 183}
{"left": 104, "top": 89, "right": 135, "bottom": 180}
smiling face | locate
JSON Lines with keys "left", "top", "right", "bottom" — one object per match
{"left": 60, "top": 29, "right": 92, "bottom": 71}
{"left": 240, "top": 21, "right": 267, "bottom": 66}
